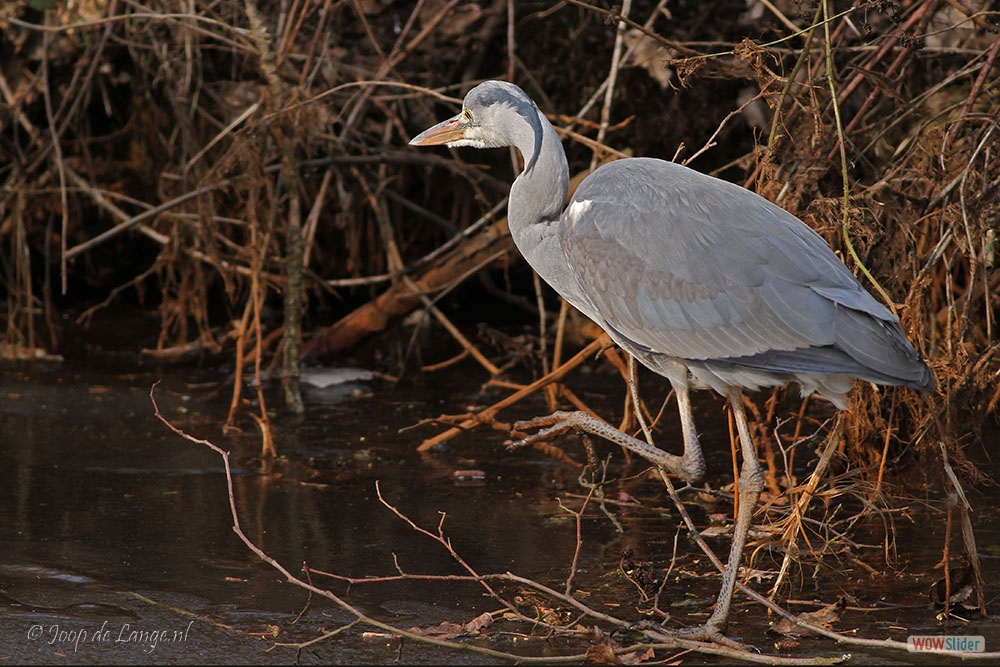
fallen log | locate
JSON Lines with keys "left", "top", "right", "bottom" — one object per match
{"left": 302, "top": 216, "right": 514, "bottom": 359}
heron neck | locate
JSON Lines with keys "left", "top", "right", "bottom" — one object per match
{"left": 508, "top": 109, "right": 569, "bottom": 231}
{"left": 505, "top": 106, "right": 591, "bottom": 314}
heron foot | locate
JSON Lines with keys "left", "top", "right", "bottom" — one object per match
{"left": 638, "top": 620, "right": 753, "bottom": 652}
{"left": 507, "top": 410, "right": 703, "bottom": 483}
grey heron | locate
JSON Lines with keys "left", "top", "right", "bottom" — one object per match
{"left": 410, "top": 80, "right": 934, "bottom": 641}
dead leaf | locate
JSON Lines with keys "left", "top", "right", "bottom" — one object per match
{"left": 407, "top": 621, "right": 464, "bottom": 639}
{"left": 770, "top": 598, "right": 845, "bottom": 638}
{"left": 408, "top": 611, "right": 493, "bottom": 639}
{"left": 356, "top": 0, "right": 389, "bottom": 14}
{"left": 624, "top": 29, "right": 676, "bottom": 90}
{"left": 930, "top": 563, "right": 978, "bottom": 612}
{"left": 773, "top": 638, "right": 801, "bottom": 651}
{"left": 62, "top": 0, "right": 108, "bottom": 25}
{"left": 584, "top": 627, "right": 623, "bottom": 665}
{"left": 620, "top": 646, "right": 658, "bottom": 664}
{"left": 462, "top": 611, "right": 493, "bottom": 634}
{"left": 585, "top": 641, "right": 624, "bottom": 665}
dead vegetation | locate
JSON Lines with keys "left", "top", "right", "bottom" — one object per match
{"left": 3, "top": 0, "right": 1000, "bottom": 659}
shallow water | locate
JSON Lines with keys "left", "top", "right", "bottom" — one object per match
{"left": 1, "top": 320, "right": 998, "bottom": 664}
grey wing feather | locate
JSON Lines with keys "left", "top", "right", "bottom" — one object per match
{"left": 559, "top": 158, "right": 931, "bottom": 389}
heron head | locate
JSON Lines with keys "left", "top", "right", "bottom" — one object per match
{"left": 409, "top": 80, "right": 537, "bottom": 150}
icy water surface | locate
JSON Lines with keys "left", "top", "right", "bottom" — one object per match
{"left": 1, "top": 326, "right": 999, "bottom": 664}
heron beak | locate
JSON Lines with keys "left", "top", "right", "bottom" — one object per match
{"left": 409, "top": 113, "right": 468, "bottom": 146}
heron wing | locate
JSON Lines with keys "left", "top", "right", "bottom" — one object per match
{"left": 560, "top": 158, "right": 898, "bottom": 365}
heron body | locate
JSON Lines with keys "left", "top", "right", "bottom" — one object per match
{"left": 562, "top": 157, "right": 934, "bottom": 404}
{"left": 410, "top": 80, "right": 933, "bottom": 640}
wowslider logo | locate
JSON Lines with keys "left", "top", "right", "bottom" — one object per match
{"left": 907, "top": 635, "right": 985, "bottom": 653}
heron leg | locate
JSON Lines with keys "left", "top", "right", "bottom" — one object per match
{"left": 692, "top": 386, "right": 764, "bottom": 638}
{"left": 672, "top": 380, "right": 707, "bottom": 483}
{"left": 514, "top": 381, "right": 762, "bottom": 642}
{"left": 510, "top": 410, "right": 705, "bottom": 484}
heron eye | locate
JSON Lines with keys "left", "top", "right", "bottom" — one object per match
{"left": 462, "top": 109, "right": 474, "bottom": 123}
